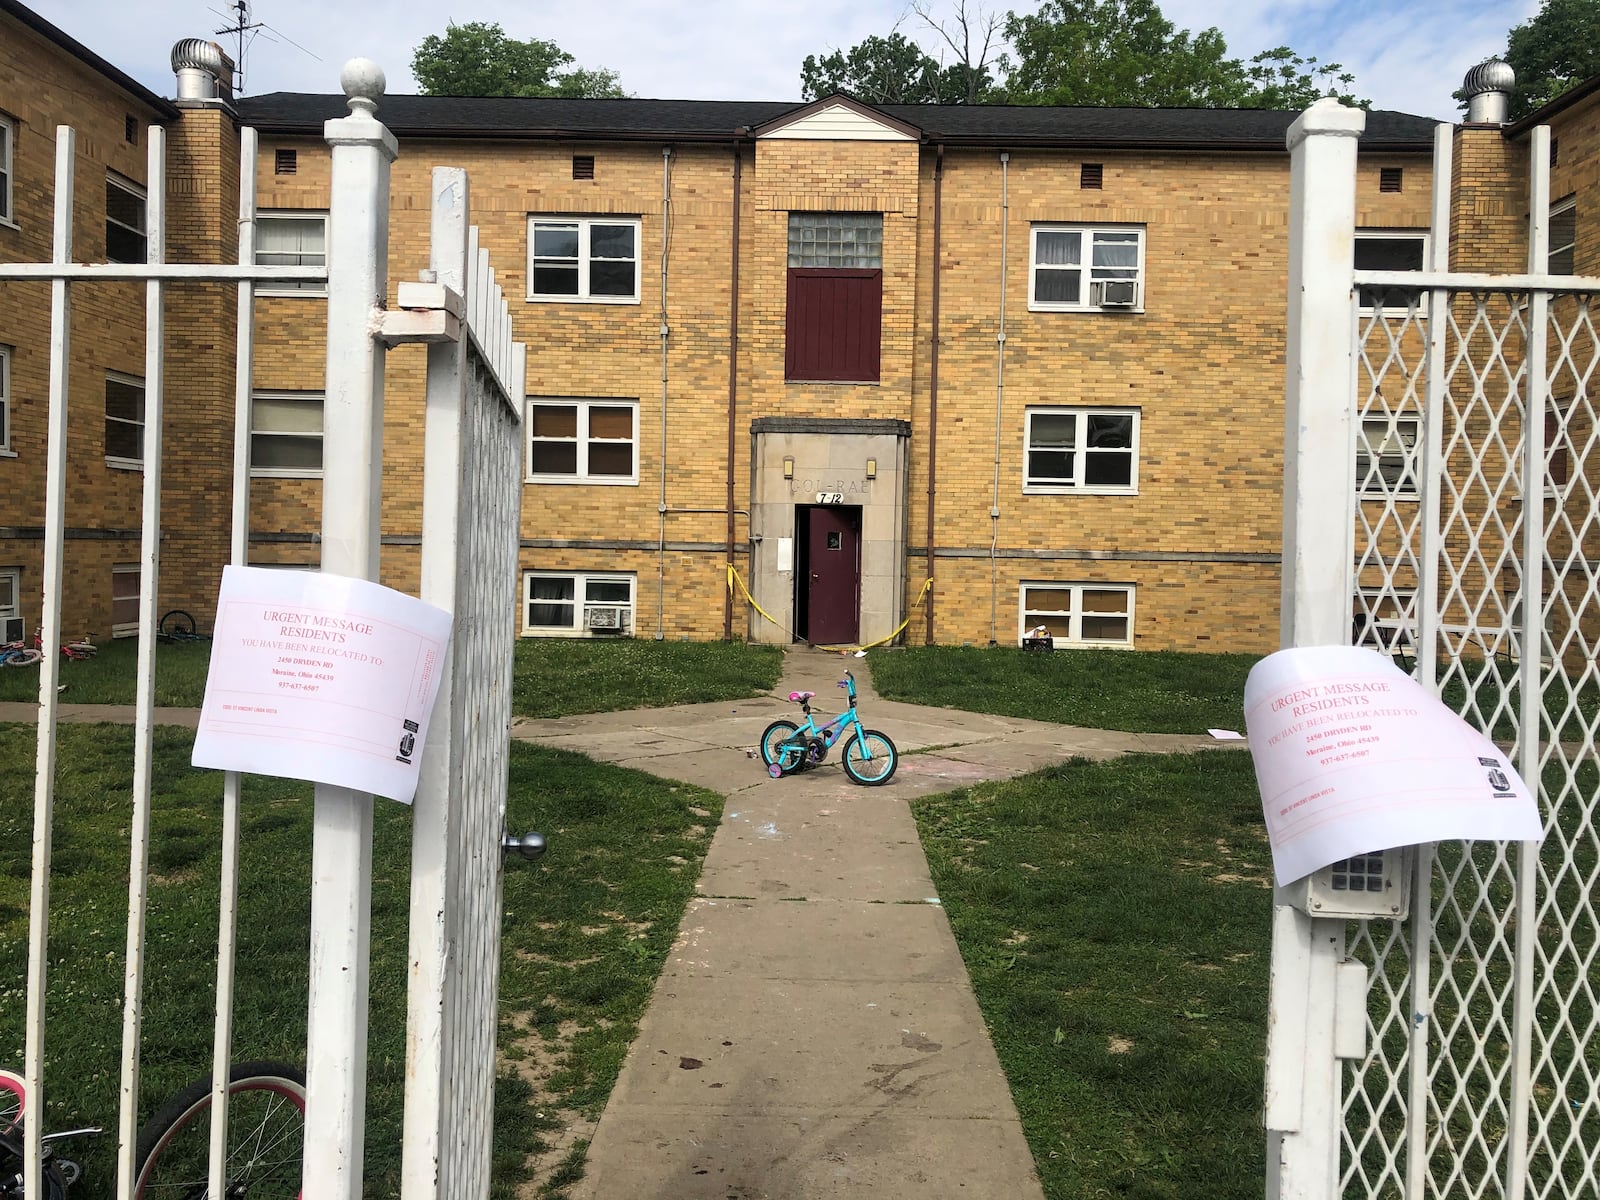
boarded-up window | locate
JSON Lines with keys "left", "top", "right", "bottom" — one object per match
{"left": 785, "top": 213, "right": 883, "bottom": 382}
{"left": 785, "top": 269, "right": 883, "bottom": 382}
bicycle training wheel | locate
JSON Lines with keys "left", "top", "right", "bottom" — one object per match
{"left": 841, "top": 730, "right": 898, "bottom": 786}
{"left": 133, "top": 1060, "right": 305, "bottom": 1198}
{"left": 759, "top": 720, "right": 805, "bottom": 775}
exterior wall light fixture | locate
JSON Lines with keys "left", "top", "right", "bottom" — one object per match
{"left": 783, "top": 456, "right": 794, "bottom": 479}
{"left": 866, "top": 458, "right": 877, "bottom": 479}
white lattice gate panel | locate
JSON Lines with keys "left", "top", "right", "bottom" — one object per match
{"left": 1339, "top": 166, "right": 1600, "bottom": 1200}
{"left": 402, "top": 167, "right": 526, "bottom": 1200}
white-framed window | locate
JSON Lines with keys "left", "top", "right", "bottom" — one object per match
{"left": 1019, "top": 582, "right": 1134, "bottom": 647}
{"left": 104, "top": 372, "right": 144, "bottom": 468}
{"left": 0, "top": 111, "right": 14, "bottom": 226}
{"left": 526, "top": 398, "right": 638, "bottom": 484}
{"left": 0, "top": 567, "right": 21, "bottom": 642}
{"left": 1023, "top": 407, "right": 1139, "bottom": 493}
{"left": 251, "top": 392, "right": 323, "bottom": 477}
{"left": 256, "top": 211, "right": 327, "bottom": 294}
{"left": 106, "top": 173, "right": 147, "bottom": 263}
{"left": 1355, "top": 230, "right": 1427, "bottom": 315}
{"left": 1550, "top": 198, "right": 1576, "bottom": 275}
{"left": 0, "top": 344, "right": 11, "bottom": 455}
{"left": 111, "top": 563, "right": 140, "bottom": 638}
{"left": 1029, "top": 224, "right": 1144, "bottom": 311}
{"left": 528, "top": 217, "right": 640, "bottom": 302}
{"left": 523, "top": 571, "right": 636, "bottom": 636}
{"left": 1356, "top": 413, "right": 1420, "bottom": 498}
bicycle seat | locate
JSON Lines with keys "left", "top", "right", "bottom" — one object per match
{"left": 788, "top": 691, "right": 815, "bottom": 703}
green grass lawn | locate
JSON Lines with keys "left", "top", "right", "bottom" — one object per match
{"left": 0, "top": 637, "right": 214, "bottom": 706}
{"left": 0, "top": 725, "right": 722, "bottom": 1199}
{"left": 0, "top": 637, "right": 784, "bottom": 719}
{"left": 912, "top": 750, "right": 1272, "bottom": 1200}
{"left": 869, "top": 645, "right": 1262, "bottom": 734}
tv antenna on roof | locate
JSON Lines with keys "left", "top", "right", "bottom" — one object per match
{"left": 213, "top": 0, "right": 260, "bottom": 93}
{"left": 211, "top": 0, "right": 321, "bottom": 95}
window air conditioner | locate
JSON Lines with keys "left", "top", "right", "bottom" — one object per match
{"left": 2, "top": 617, "right": 21, "bottom": 644}
{"left": 1093, "top": 279, "right": 1138, "bottom": 307}
{"left": 584, "top": 605, "right": 627, "bottom": 631}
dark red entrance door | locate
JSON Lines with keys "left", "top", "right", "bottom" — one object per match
{"left": 805, "top": 506, "right": 860, "bottom": 645}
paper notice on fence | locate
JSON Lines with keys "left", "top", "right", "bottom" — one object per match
{"left": 1243, "top": 645, "right": 1542, "bottom": 885}
{"left": 192, "top": 566, "right": 453, "bottom": 804}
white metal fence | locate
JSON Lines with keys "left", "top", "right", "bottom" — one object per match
{"left": 1272, "top": 102, "right": 1600, "bottom": 1199}
{"left": 4, "top": 62, "right": 523, "bottom": 1200}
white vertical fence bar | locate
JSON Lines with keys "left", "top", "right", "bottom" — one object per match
{"left": 23, "top": 124, "right": 76, "bottom": 1200}
{"left": 114, "top": 121, "right": 168, "bottom": 1200}
{"left": 303, "top": 63, "right": 397, "bottom": 1199}
{"left": 1505, "top": 122, "right": 1552, "bottom": 1200}
{"left": 1403, "top": 121, "right": 1455, "bottom": 1199}
{"left": 402, "top": 163, "right": 525, "bottom": 1200}
{"left": 403, "top": 167, "right": 472, "bottom": 1199}
{"left": 1267, "top": 98, "right": 1366, "bottom": 1200}
{"left": 207, "top": 123, "right": 261, "bottom": 1200}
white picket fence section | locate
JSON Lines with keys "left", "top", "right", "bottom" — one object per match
{"left": 3, "top": 61, "right": 523, "bottom": 1200}
{"left": 1271, "top": 100, "right": 1600, "bottom": 1199}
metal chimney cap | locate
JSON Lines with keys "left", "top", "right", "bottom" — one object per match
{"left": 170, "top": 38, "right": 228, "bottom": 75}
{"left": 1462, "top": 58, "right": 1516, "bottom": 97}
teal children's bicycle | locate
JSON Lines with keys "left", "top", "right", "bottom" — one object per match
{"left": 758, "top": 670, "right": 898, "bottom": 785}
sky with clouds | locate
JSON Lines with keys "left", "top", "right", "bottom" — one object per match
{"left": 39, "top": 0, "right": 1541, "bottom": 121}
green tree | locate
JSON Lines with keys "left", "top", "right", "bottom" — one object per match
{"left": 411, "top": 22, "right": 626, "bottom": 98}
{"left": 800, "top": 3, "right": 1001, "bottom": 104}
{"left": 1242, "top": 47, "right": 1361, "bottom": 110}
{"left": 801, "top": 33, "right": 951, "bottom": 103}
{"left": 1001, "top": 0, "right": 1363, "bottom": 108}
{"left": 1501, "top": 0, "right": 1600, "bottom": 118}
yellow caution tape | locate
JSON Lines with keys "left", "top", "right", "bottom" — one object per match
{"left": 727, "top": 567, "right": 933, "bottom": 653}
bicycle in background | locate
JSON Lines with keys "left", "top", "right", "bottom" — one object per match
{"left": 758, "top": 670, "right": 898, "bottom": 785}
{"left": 1, "top": 1059, "right": 304, "bottom": 1198}
{"left": 30, "top": 632, "right": 95, "bottom": 662}
{"left": 0, "top": 641, "right": 42, "bottom": 667}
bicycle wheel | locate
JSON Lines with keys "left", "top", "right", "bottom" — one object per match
{"left": 759, "top": 720, "right": 805, "bottom": 775}
{"left": 158, "top": 610, "right": 197, "bottom": 640}
{"left": 134, "top": 1061, "right": 305, "bottom": 1199}
{"left": 0, "top": 1067, "right": 24, "bottom": 1132}
{"left": 841, "top": 730, "right": 898, "bottom": 786}
{"left": 1, "top": 647, "right": 41, "bottom": 667}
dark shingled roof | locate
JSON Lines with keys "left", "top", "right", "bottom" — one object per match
{"left": 235, "top": 92, "right": 1439, "bottom": 152}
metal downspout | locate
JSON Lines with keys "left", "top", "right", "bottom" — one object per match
{"left": 724, "top": 144, "right": 743, "bottom": 640}
{"left": 991, "top": 151, "right": 1009, "bottom": 644}
{"left": 656, "top": 146, "right": 672, "bottom": 639}
{"left": 925, "top": 143, "right": 944, "bottom": 645}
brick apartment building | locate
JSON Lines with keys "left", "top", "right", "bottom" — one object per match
{"left": 1, "top": 0, "right": 1588, "bottom": 653}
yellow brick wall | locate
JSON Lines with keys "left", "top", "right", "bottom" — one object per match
{"left": 0, "top": 12, "right": 171, "bottom": 640}
{"left": 240, "top": 124, "right": 1448, "bottom": 650}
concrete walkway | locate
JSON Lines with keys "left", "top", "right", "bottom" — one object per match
{"left": 511, "top": 646, "right": 1230, "bottom": 1200}
{"left": 2, "top": 650, "right": 1234, "bottom": 1199}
